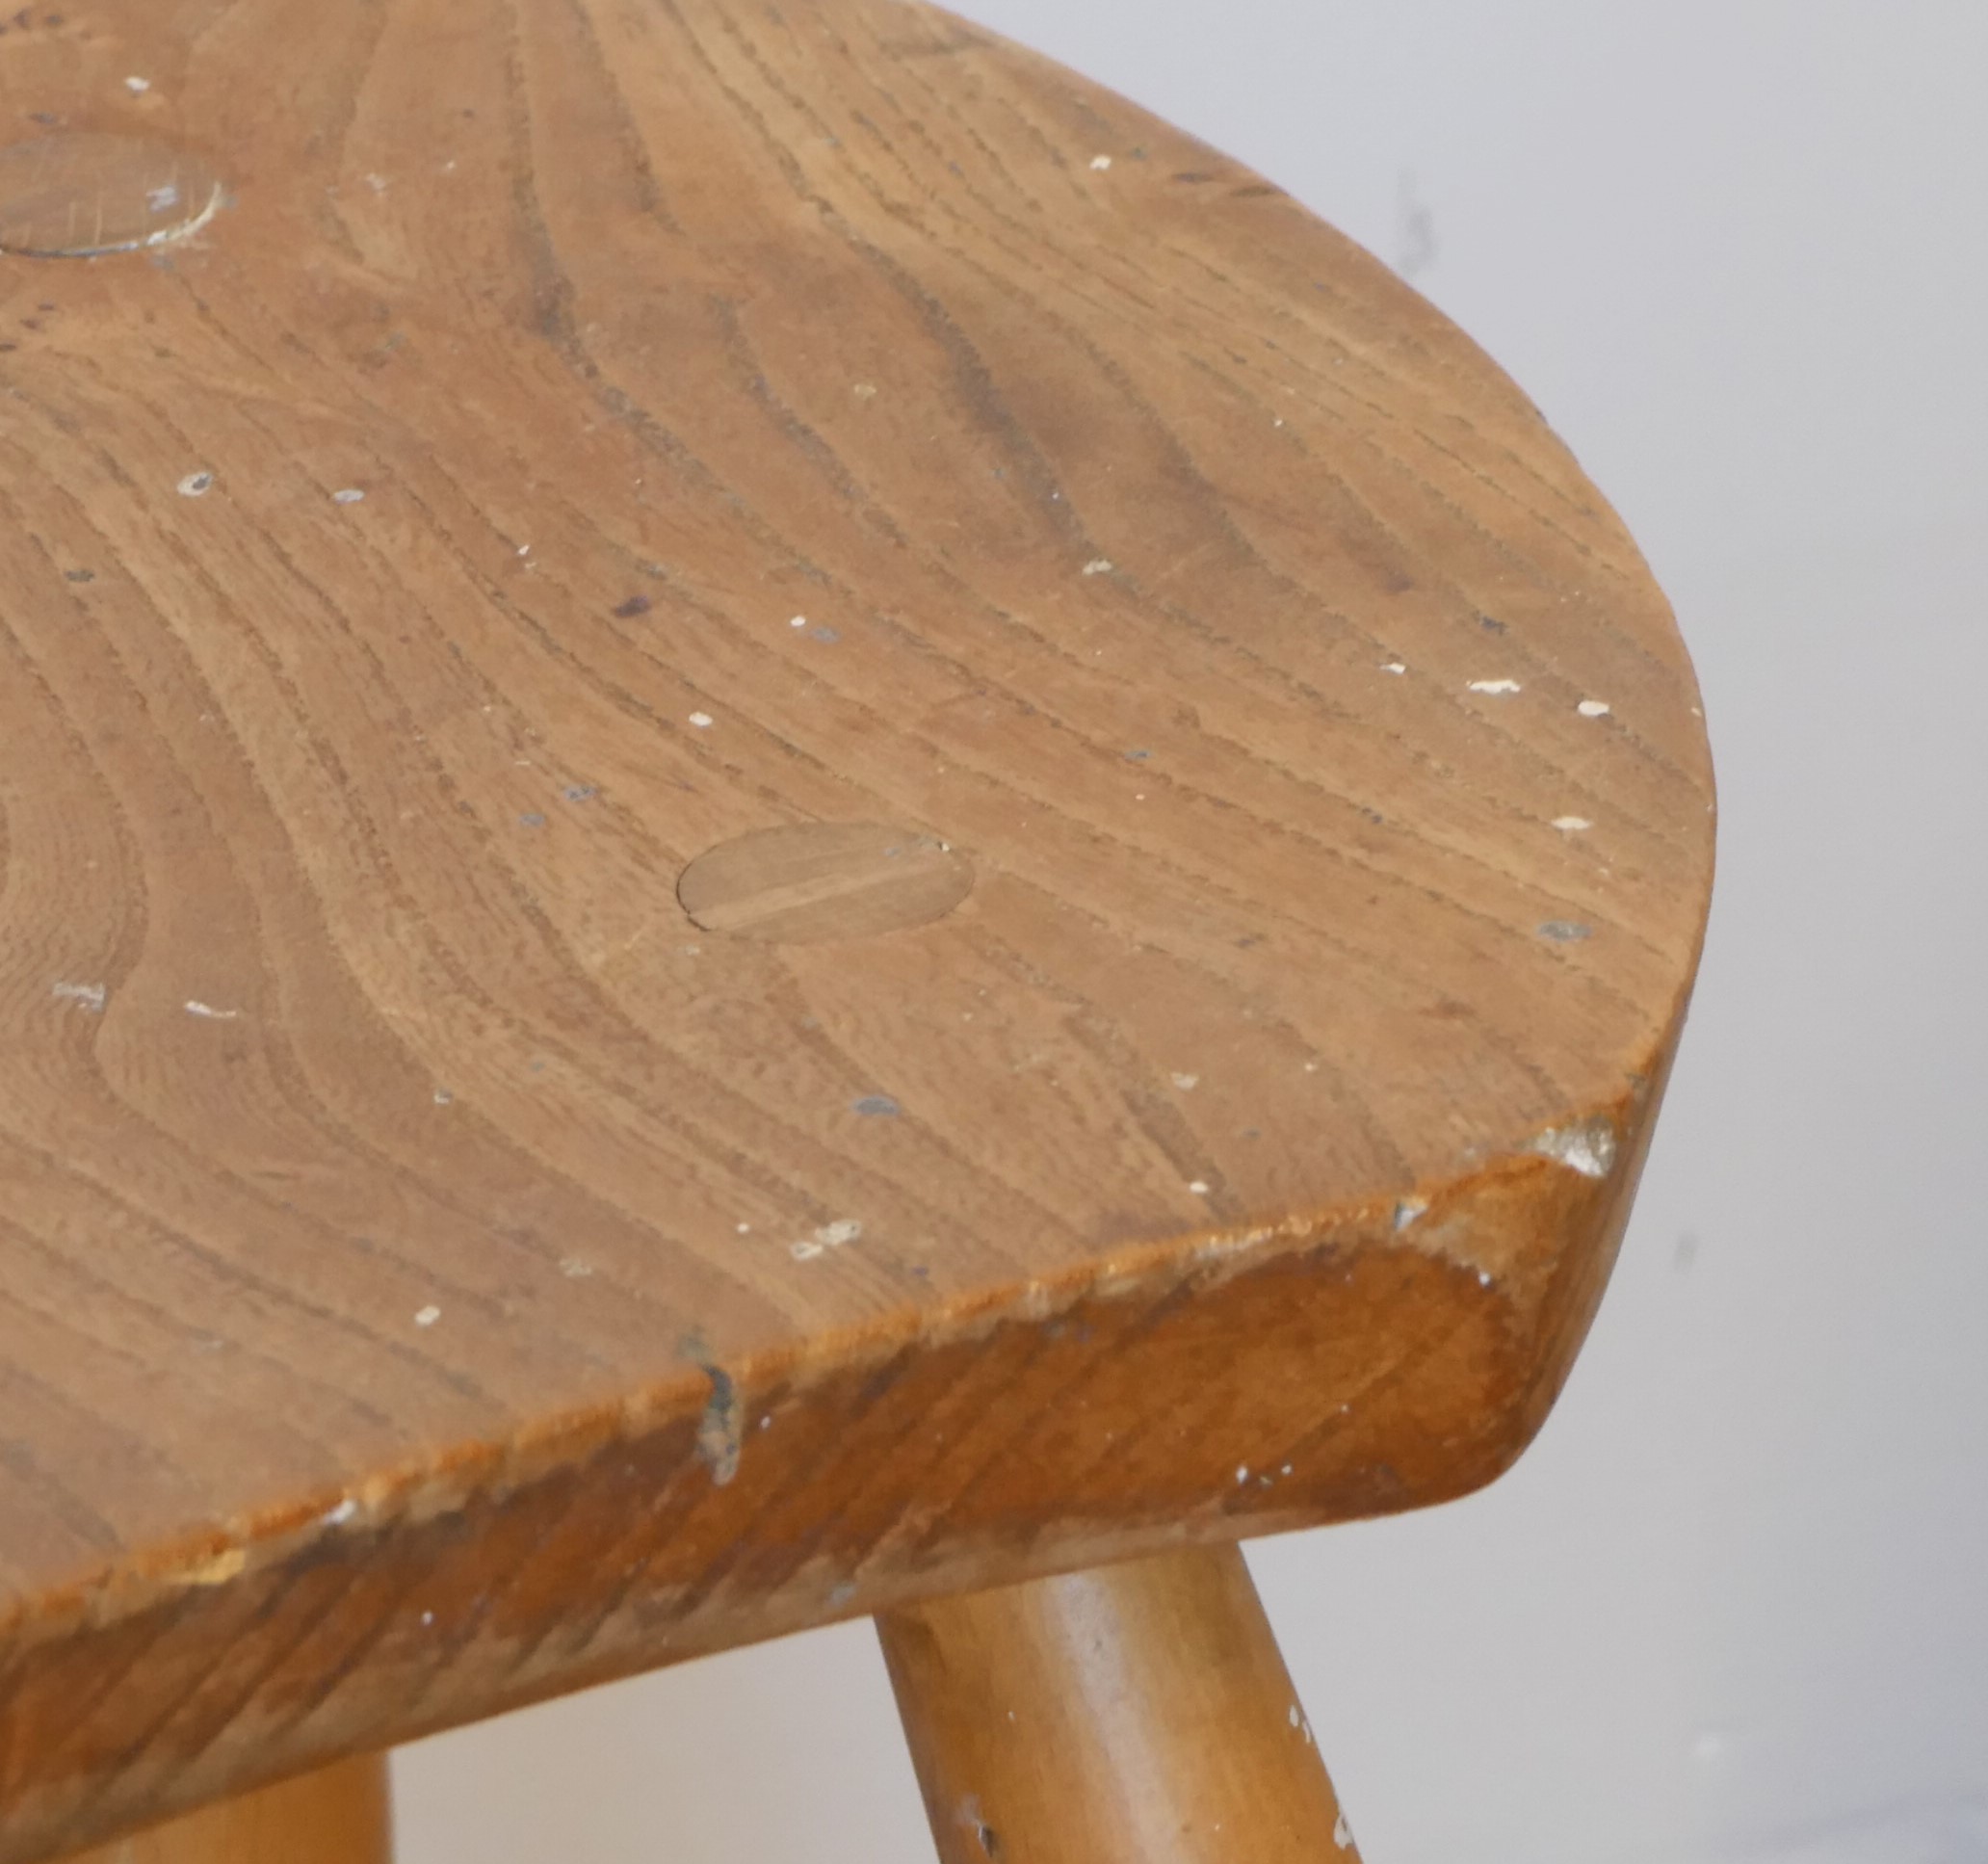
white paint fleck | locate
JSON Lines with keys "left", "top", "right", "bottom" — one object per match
{"left": 124, "top": 74, "right": 151, "bottom": 93}
{"left": 1553, "top": 816, "right": 1594, "bottom": 833}
{"left": 432, "top": 1089, "right": 453, "bottom": 1106}
{"left": 184, "top": 1000, "right": 239, "bottom": 1020}
{"left": 1171, "top": 1072, "right": 1200, "bottom": 1091}
{"left": 1334, "top": 1810, "right": 1354, "bottom": 1850}
{"left": 176, "top": 470, "right": 214, "bottom": 498}
{"left": 1303, "top": 1061, "right": 1320, "bottom": 1073}
{"left": 688, "top": 711, "right": 715, "bottom": 729}
{"left": 1530, "top": 1116, "right": 1619, "bottom": 1180}
{"left": 1189, "top": 1179, "right": 1212, "bottom": 1196}
{"left": 1281, "top": 1463, "right": 1293, "bottom": 1476}
{"left": 1478, "top": 1269, "right": 1494, "bottom": 1287}
{"left": 1083, "top": 558, "right": 1113, "bottom": 576}
{"left": 1381, "top": 660, "right": 1407, "bottom": 675}
{"left": 52, "top": 982, "right": 107, "bottom": 1013}
{"left": 851, "top": 383, "right": 878, "bottom": 401}
{"left": 323, "top": 1499, "right": 358, "bottom": 1527}
{"left": 792, "top": 1218, "right": 863, "bottom": 1261}
{"left": 1393, "top": 1196, "right": 1428, "bottom": 1232}
{"left": 736, "top": 1221, "right": 752, "bottom": 1235}
{"left": 1236, "top": 1464, "right": 1250, "bottom": 1484}
{"left": 146, "top": 183, "right": 180, "bottom": 212}
{"left": 1578, "top": 698, "right": 1612, "bottom": 719}
{"left": 414, "top": 1304, "right": 441, "bottom": 1327}
{"left": 1289, "top": 1704, "right": 1301, "bottom": 1727}
{"left": 1090, "top": 154, "right": 1113, "bottom": 171}
{"left": 1468, "top": 678, "right": 1523, "bottom": 696}
{"left": 332, "top": 487, "right": 365, "bottom": 505}
{"left": 421, "top": 1610, "right": 435, "bottom": 1626}
{"left": 791, "top": 615, "right": 809, "bottom": 629}
{"left": 364, "top": 172, "right": 387, "bottom": 195}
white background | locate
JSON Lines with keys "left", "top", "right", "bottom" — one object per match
{"left": 398, "top": 6, "right": 1988, "bottom": 1859}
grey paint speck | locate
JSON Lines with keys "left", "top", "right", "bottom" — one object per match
{"left": 695, "top": 1364, "right": 743, "bottom": 1486}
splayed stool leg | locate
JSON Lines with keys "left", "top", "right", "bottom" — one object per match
{"left": 878, "top": 1546, "right": 1363, "bottom": 1864}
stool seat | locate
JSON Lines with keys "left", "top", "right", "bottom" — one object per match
{"left": 0, "top": 3, "right": 1713, "bottom": 1857}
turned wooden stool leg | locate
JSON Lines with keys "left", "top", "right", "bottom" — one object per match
{"left": 63, "top": 1755, "right": 392, "bottom": 1864}
{"left": 878, "top": 1546, "right": 1364, "bottom": 1864}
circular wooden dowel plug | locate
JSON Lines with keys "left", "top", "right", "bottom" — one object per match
{"left": 678, "top": 822, "right": 974, "bottom": 944}
{"left": 0, "top": 133, "right": 222, "bottom": 257}
{"left": 877, "top": 1546, "right": 1365, "bottom": 1864}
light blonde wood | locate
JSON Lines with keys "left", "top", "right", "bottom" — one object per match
{"left": 0, "top": 0, "right": 1713, "bottom": 1855}
{"left": 61, "top": 1756, "right": 390, "bottom": 1864}
{"left": 880, "top": 1546, "right": 1365, "bottom": 1864}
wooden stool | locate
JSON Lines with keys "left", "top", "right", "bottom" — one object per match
{"left": 0, "top": 5, "right": 1714, "bottom": 1859}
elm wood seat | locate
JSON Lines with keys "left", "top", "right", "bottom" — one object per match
{"left": 0, "top": 3, "right": 1714, "bottom": 1859}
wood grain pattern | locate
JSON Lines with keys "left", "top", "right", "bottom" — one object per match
{"left": 880, "top": 1545, "right": 1366, "bottom": 1864}
{"left": 0, "top": 1, "right": 1713, "bottom": 1855}
{"left": 61, "top": 1756, "right": 390, "bottom": 1864}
